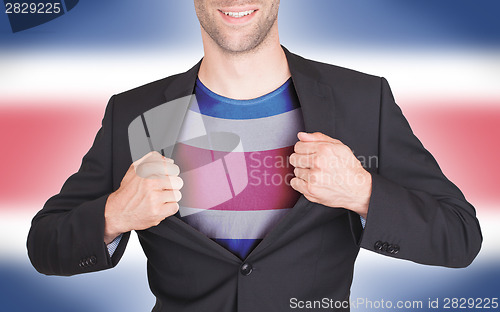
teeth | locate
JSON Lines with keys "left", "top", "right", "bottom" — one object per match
{"left": 222, "top": 10, "right": 255, "bottom": 18}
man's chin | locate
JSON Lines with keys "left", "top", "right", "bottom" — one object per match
{"left": 216, "top": 36, "right": 268, "bottom": 55}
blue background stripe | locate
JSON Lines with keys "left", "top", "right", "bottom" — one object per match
{"left": 2, "top": 1, "right": 499, "bottom": 48}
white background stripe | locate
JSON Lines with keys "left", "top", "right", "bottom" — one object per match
{"left": 1, "top": 49, "right": 499, "bottom": 108}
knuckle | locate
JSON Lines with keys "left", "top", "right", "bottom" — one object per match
{"left": 136, "top": 163, "right": 154, "bottom": 178}
{"left": 317, "top": 144, "right": 329, "bottom": 154}
{"left": 166, "top": 202, "right": 179, "bottom": 215}
{"left": 150, "top": 204, "right": 161, "bottom": 217}
{"left": 297, "top": 156, "right": 307, "bottom": 168}
{"left": 306, "top": 182, "right": 317, "bottom": 197}
{"left": 152, "top": 216, "right": 162, "bottom": 226}
{"left": 318, "top": 144, "right": 333, "bottom": 156}
{"left": 141, "top": 177, "right": 156, "bottom": 188}
{"left": 340, "top": 144, "right": 352, "bottom": 156}
{"left": 289, "top": 153, "right": 296, "bottom": 166}
{"left": 312, "top": 156, "right": 322, "bottom": 168}
{"left": 308, "top": 171, "right": 319, "bottom": 184}
{"left": 167, "top": 163, "right": 180, "bottom": 176}
{"left": 164, "top": 176, "right": 176, "bottom": 190}
{"left": 294, "top": 142, "right": 302, "bottom": 153}
{"left": 310, "top": 167, "right": 322, "bottom": 177}
{"left": 152, "top": 192, "right": 164, "bottom": 205}
{"left": 305, "top": 194, "right": 319, "bottom": 203}
{"left": 173, "top": 176, "right": 184, "bottom": 189}
{"left": 164, "top": 157, "right": 174, "bottom": 163}
{"left": 173, "top": 190, "right": 182, "bottom": 202}
{"left": 153, "top": 216, "right": 164, "bottom": 226}
{"left": 138, "top": 162, "right": 151, "bottom": 171}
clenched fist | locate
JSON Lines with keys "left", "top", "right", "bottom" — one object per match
{"left": 289, "top": 132, "right": 372, "bottom": 218}
{"left": 104, "top": 151, "right": 184, "bottom": 244}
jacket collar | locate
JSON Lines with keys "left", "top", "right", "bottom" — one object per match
{"left": 163, "top": 60, "right": 202, "bottom": 103}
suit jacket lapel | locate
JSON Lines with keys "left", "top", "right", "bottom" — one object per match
{"left": 128, "top": 61, "right": 202, "bottom": 162}
{"left": 283, "top": 47, "right": 336, "bottom": 136}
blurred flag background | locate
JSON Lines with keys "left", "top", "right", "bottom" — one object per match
{"left": 1, "top": 1, "right": 499, "bottom": 311}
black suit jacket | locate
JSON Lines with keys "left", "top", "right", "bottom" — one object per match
{"left": 27, "top": 47, "right": 482, "bottom": 312}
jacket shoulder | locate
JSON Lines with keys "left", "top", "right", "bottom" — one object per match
{"left": 109, "top": 64, "right": 198, "bottom": 124}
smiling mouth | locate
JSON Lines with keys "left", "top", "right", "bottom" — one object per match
{"left": 220, "top": 9, "right": 256, "bottom": 18}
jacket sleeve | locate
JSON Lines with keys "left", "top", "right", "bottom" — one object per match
{"left": 356, "top": 77, "right": 482, "bottom": 268}
{"left": 27, "top": 96, "right": 130, "bottom": 276}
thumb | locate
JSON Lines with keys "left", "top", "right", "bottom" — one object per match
{"left": 297, "top": 132, "right": 340, "bottom": 144}
{"left": 133, "top": 151, "right": 161, "bottom": 167}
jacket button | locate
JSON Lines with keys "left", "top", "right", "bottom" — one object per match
{"left": 387, "top": 244, "right": 395, "bottom": 254}
{"left": 393, "top": 245, "right": 400, "bottom": 254}
{"left": 89, "top": 256, "right": 97, "bottom": 265}
{"left": 240, "top": 263, "right": 253, "bottom": 276}
{"left": 79, "top": 259, "right": 87, "bottom": 268}
{"left": 374, "top": 241, "right": 383, "bottom": 251}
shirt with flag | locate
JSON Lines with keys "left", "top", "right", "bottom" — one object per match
{"left": 171, "top": 77, "right": 305, "bottom": 259}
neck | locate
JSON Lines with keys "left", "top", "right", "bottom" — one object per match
{"left": 198, "top": 25, "right": 291, "bottom": 100}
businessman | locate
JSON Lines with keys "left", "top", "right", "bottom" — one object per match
{"left": 27, "top": 1, "right": 482, "bottom": 311}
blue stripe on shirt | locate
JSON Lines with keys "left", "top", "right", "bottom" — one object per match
{"left": 213, "top": 238, "right": 263, "bottom": 260}
{"left": 192, "top": 78, "right": 299, "bottom": 119}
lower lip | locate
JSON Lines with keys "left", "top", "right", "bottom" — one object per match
{"left": 219, "top": 10, "right": 258, "bottom": 24}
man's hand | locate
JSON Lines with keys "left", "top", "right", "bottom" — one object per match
{"left": 289, "top": 132, "right": 372, "bottom": 219}
{"left": 104, "top": 151, "right": 183, "bottom": 244}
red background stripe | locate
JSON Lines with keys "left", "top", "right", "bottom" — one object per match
{"left": 1, "top": 98, "right": 498, "bottom": 211}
